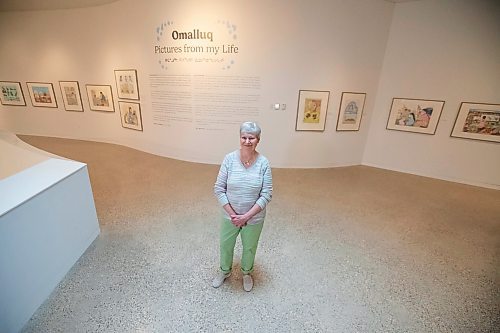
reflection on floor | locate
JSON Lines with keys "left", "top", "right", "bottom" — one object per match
{"left": 19, "top": 135, "right": 500, "bottom": 333}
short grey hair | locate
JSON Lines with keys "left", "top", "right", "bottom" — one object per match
{"left": 240, "top": 121, "right": 261, "bottom": 138}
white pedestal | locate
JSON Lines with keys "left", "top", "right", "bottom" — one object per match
{"left": 0, "top": 132, "right": 100, "bottom": 333}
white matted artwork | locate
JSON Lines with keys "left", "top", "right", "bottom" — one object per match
{"left": 386, "top": 97, "right": 445, "bottom": 135}
{"left": 295, "top": 90, "right": 330, "bottom": 131}
{"left": 59, "top": 81, "right": 83, "bottom": 112}
{"left": 26, "top": 82, "right": 58, "bottom": 108}
{"left": 450, "top": 102, "right": 500, "bottom": 143}
{"left": 0, "top": 81, "right": 26, "bottom": 106}
{"left": 114, "top": 69, "right": 139, "bottom": 100}
{"left": 119, "top": 101, "right": 143, "bottom": 131}
{"left": 86, "top": 84, "right": 114, "bottom": 112}
{"left": 336, "top": 92, "right": 366, "bottom": 131}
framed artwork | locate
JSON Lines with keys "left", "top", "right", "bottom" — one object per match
{"left": 0, "top": 81, "right": 26, "bottom": 106}
{"left": 59, "top": 81, "right": 83, "bottom": 112}
{"left": 295, "top": 90, "right": 330, "bottom": 131}
{"left": 336, "top": 92, "right": 366, "bottom": 131}
{"left": 114, "top": 69, "right": 139, "bottom": 100}
{"left": 119, "top": 101, "right": 143, "bottom": 131}
{"left": 450, "top": 102, "right": 500, "bottom": 143}
{"left": 86, "top": 84, "right": 114, "bottom": 112}
{"left": 26, "top": 82, "right": 58, "bottom": 108}
{"left": 386, "top": 97, "right": 445, "bottom": 135}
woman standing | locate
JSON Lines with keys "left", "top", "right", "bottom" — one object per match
{"left": 213, "top": 122, "right": 273, "bottom": 292}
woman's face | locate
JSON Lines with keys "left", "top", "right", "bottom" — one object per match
{"left": 240, "top": 132, "right": 259, "bottom": 150}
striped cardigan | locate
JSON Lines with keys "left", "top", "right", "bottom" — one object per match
{"left": 214, "top": 150, "right": 273, "bottom": 225}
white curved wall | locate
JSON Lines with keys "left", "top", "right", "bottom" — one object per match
{"left": 0, "top": 131, "right": 53, "bottom": 179}
{"left": 363, "top": 0, "right": 500, "bottom": 188}
{"left": 0, "top": 131, "right": 100, "bottom": 333}
{"left": 0, "top": 0, "right": 498, "bottom": 188}
{"left": 0, "top": 0, "right": 393, "bottom": 167}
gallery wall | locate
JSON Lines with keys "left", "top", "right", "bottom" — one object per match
{"left": 363, "top": 0, "right": 500, "bottom": 188}
{"left": 0, "top": 0, "right": 393, "bottom": 167}
{"left": 0, "top": 0, "right": 498, "bottom": 189}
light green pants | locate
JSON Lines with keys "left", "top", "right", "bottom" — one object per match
{"left": 219, "top": 218, "right": 264, "bottom": 275}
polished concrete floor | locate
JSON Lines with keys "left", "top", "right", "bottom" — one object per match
{"left": 18, "top": 135, "right": 500, "bottom": 333}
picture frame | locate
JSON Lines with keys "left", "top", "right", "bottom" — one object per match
{"left": 26, "top": 82, "right": 58, "bottom": 108}
{"left": 450, "top": 102, "right": 500, "bottom": 143}
{"left": 119, "top": 101, "right": 143, "bottom": 131}
{"left": 59, "top": 81, "right": 83, "bottom": 112}
{"left": 0, "top": 81, "right": 26, "bottom": 106}
{"left": 114, "top": 69, "right": 139, "bottom": 100}
{"left": 295, "top": 90, "right": 330, "bottom": 131}
{"left": 336, "top": 92, "right": 366, "bottom": 131}
{"left": 86, "top": 84, "right": 114, "bottom": 112}
{"left": 386, "top": 97, "right": 445, "bottom": 135}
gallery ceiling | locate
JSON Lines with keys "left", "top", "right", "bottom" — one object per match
{"left": 0, "top": 0, "right": 119, "bottom": 12}
{"left": 0, "top": 0, "right": 421, "bottom": 12}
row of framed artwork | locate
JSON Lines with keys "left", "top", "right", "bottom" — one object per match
{"left": 295, "top": 90, "right": 499, "bottom": 143}
{"left": 295, "top": 90, "right": 365, "bottom": 132}
{"left": 0, "top": 69, "right": 139, "bottom": 109}
{"left": 0, "top": 70, "right": 143, "bottom": 131}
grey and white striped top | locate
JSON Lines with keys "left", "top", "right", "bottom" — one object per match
{"left": 214, "top": 150, "right": 273, "bottom": 225}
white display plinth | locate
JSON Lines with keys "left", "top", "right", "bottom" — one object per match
{"left": 0, "top": 132, "right": 100, "bottom": 333}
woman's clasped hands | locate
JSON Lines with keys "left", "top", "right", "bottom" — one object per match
{"left": 230, "top": 214, "right": 249, "bottom": 228}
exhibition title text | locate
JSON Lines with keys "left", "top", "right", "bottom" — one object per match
{"left": 154, "top": 29, "right": 239, "bottom": 56}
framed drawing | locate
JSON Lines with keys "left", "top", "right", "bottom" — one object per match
{"left": 0, "top": 81, "right": 26, "bottom": 106}
{"left": 59, "top": 81, "right": 83, "bottom": 112}
{"left": 386, "top": 97, "right": 445, "bottom": 135}
{"left": 295, "top": 90, "right": 330, "bottom": 131}
{"left": 450, "top": 102, "right": 500, "bottom": 143}
{"left": 86, "top": 84, "right": 114, "bottom": 112}
{"left": 119, "top": 101, "right": 143, "bottom": 131}
{"left": 336, "top": 92, "right": 366, "bottom": 131}
{"left": 26, "top": 82, "right": 58, "bottom": 108}
{"left": 114, "top": 69, "right": 139, "bottom": 100}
